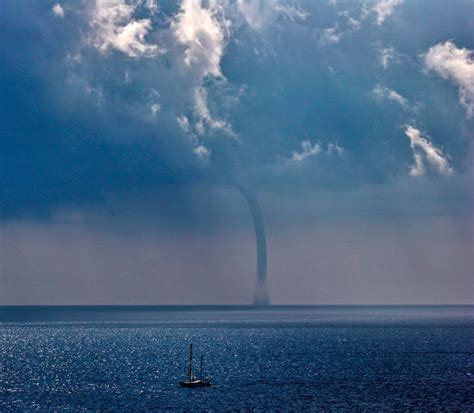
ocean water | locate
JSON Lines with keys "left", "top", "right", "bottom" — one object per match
{"left": 1, "top": 306, "right": 473, "bottom": 411}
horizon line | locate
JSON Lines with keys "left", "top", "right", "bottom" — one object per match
{"left": 1, "top": 303, "right": 473, "bottom": 308}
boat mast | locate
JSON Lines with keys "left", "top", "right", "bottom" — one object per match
{"left": 200, "top": 354, "right": 203, "bottom": 379}
{"left": 188, "top": 344, "right": 193, "bottom": 380}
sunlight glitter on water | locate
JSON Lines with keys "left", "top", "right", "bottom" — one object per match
{"left": 1, "top": 306, "right": 473, "bottom": 411}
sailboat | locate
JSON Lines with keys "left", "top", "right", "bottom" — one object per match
{"left": 179, "top": 344, "right": 211, "bottom": 387}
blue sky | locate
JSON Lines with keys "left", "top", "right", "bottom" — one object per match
{"left": 1, "top": 0, "right": 473, "bottom": 304}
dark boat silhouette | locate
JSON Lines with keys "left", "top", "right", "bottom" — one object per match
{"left": 179, "top": 344, "right": 211, "bottom": 387}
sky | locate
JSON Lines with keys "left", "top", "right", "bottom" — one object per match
{"left": 1, "top": 0, "right": 473, "bottom": 305}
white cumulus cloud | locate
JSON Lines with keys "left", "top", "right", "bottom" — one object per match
{"left": 378, "top": 46, "right": 396, "bottom": 69}
{"left": 291, "top": 141, "right": 322, "bottom": 162}
{"left": 172, "top": 0, "right": 228, "bottom": 79}
{"left": 372, "top": 0, "right": 403, "bottom": 25}
{"left": 373, "top": 84, "right": 409, "bottom": 109}
{"left": 320, "top": 25, "right": 343, "bottom": 45}
{"left": 423, "top": 41, "right": 474, "bottom": 118}
{"left": 193, "top": 145, "right": 211, "bottom": 162}
{"left": 237, "top": 0, "right": 307, "bottom": 31}
{"left": 194, "top": 87, "right": 237, "bottom": 138}
{"left": 177, "top": 115, "right": 191, "bottom": 133}
{"left": 150, "top": 103, "right": 161, "bottom": 116}
{"left": 87, "top": 0, "right": 160, "bottom": 58}
{"left": 52, "top": 4, "right": 65, "bottom": 18}
{"left": 172, "top": 0, "right": 237, "bottom": 143}
{"left": 290, "top": 141, "right": 344, "bottom": 162}
{"left": 404, "top": 125, "right": 453, "bottom": 177}
{"left": 328, "top": 143, "right": 344, "bottom": 156}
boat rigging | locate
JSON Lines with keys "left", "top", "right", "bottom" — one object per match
{"left": 179, "top": 344, "right": 211, "bottom": 388}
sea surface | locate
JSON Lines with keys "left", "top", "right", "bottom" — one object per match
{"left": 1, "top": 305, "right": 473, "bottom": 411}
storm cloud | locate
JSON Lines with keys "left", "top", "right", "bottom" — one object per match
{"left": 1, "top": 0, "right": 472, "bottom": 304}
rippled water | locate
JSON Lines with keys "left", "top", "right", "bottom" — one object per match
{"left": 1, "top": 306, "right": 473, "bottom": 411}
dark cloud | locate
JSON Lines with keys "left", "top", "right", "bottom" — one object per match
{"left": 1, "top": 0, "right": 472, "bottom": 220}
{"left": 0, "top": 0, "right": 472, "bottom": 303}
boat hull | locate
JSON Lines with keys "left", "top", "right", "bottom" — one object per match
{"left": 179, "top": 379, "right": 211, "bottom": 388}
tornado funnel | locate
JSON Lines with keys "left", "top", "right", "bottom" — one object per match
{"left": 234, "top": 182, "right": 270, "bottom": 306}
